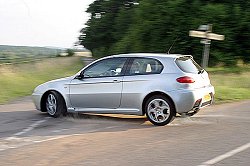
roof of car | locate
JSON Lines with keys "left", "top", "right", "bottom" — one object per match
{"left": 110, "top": 53, "right": 191, "bottom": 59}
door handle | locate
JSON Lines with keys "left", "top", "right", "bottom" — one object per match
{"left": 113, "top": 79, "right": 120, "bottom": 83}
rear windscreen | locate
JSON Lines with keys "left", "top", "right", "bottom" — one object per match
{"left": 175, "top": 56, "right": 203, "bottom": 73}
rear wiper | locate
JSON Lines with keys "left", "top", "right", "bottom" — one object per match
{"left": 198, "top": 69, "right": 205, "bottom": 74}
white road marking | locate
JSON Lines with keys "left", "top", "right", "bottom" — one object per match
{"left": 198, "top": 142, "right": 250, "bottom": 166}
{"left": 52, "top": 128, "right": 69, "bottom": 133}
{"left": 13, "top": 119, "right": 47, "bottom": 136}
{"left": 0, "top": 125, "right": 119, "bottom": 152}
{"left": 1, "top": 119, "right": 47, "bottom": 151}
{"left": 32, "top": 127, "right": 110, "bottom": 143}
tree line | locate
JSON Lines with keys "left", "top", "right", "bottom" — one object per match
{"left": 0, "top": 45, "right": 60, "bottom": 60}
{"left": 79, "top": 0, "right": 250, "bottom": 66}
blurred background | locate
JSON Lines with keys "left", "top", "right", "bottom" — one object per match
{"left": 0, "top": 0, "right": 249, "bottom": 104}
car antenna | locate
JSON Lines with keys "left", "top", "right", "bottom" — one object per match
{"left": 167, "top": 36, "right": 179, "bottom": 54}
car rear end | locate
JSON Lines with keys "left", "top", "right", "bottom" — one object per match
{"left": 168, "top": 55, "right": 215, "bottom": 115}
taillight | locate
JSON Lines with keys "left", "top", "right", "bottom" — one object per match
{"left": 176, "top": 76, "right": 195, "bottom": 83}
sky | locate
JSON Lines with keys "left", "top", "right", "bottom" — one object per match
{"left": 0, "top": 0, "right": 95, "bottom": 48}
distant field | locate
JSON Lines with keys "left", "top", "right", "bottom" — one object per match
{"left": 0, "top": 57, "right": 83, "bottom": 104}
{"left": 0, "top": 45, "right": 60, "bottom": 63}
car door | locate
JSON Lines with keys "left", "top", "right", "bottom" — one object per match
{"left": 69, "top": 57, "right": 128, "bottom": 109}
{"left": 121, "top": 58, "right": 164, "bottom": 108}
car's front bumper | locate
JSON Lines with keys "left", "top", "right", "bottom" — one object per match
{"left": 169, "top": 84, "right": 215, "bottom": 114}
{"left": 32, "top": 92, "right": 42, "bottom": 111}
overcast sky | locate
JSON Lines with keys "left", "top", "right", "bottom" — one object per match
{"left": 0, "top": 0, "right": 94, "bottom": 48}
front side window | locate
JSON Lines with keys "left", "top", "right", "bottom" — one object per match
{"left": 83, "top": 58, "right": 127, "bottom": 78}
{"left": 128, "top": 58, "right": 163, "bottom": 75}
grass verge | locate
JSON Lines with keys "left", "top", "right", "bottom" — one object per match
{"left": 0, "top": 57, "right": 83, "bottom": 104}
{"left": 207, "top": 66, "right": 250, "bottom": 103}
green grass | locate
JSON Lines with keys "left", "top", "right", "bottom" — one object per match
{"left": 0, "top": 57, "right": 83, "bottom": 104}
{"left": 207, "top": 66, "right": 250, "bottom": 103}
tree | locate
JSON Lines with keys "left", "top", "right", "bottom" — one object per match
{"left": 66, "top": 49, "right": 75, "bottom": 57}
{"left": 79, "top": 0, "right": 250, "bottom": 66}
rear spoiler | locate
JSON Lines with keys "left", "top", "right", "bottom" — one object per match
{"left": 175, "top": 55, "right": 193, "bottom": 60}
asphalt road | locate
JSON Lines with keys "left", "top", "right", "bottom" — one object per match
{"left": 0, "top": 97, "right": 249, "bottom": 166}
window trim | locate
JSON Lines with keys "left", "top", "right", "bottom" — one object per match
{"left": 124, "top": 57, "right": 164, "bottom": 76}
{"left": 79, "top": 57, "right": 129, "bottom": 79}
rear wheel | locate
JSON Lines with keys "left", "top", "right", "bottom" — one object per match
{"left": 45, "top": 91, "right": 66, "bottom": 117}
{"left": 145, "top": 95, "right": 175, "bottom": 126}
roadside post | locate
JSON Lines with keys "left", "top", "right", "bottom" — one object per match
{"left": 189, "top": 24, "right": 225, "bottom": 68}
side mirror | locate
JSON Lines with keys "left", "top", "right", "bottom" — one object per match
{"left": 75, "top": 74, "right": 83, "bottom": 80}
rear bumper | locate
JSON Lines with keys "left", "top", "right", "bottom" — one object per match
{"left": 168, "top": 85, "right": 215, "bottom": 114}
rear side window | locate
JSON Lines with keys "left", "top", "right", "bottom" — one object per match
{"left": 128, "top": 58, "right": 163, "bottom": 75}
{"left": 175, "top": 56, "right": 202, "bottom": 74}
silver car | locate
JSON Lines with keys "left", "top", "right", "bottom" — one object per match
{"left": 32, "top": 53, "right": 215, "bottom": 126}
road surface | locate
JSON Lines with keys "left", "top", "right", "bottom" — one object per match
{"left": 0, "top": 97, "right": 249, "bottom": 166}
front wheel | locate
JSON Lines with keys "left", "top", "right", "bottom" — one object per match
{"left": 145, "top": 95, "right": 175, "bottom": 126}
{"left": 45, "top": 91, "right": 66, "bottom": 117}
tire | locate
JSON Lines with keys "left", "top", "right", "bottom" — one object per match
{"left": 145, "top": 95, "right": 175, "bottom": 126}
{"left": 45, "top": 91, "right": 67, "bottom": 118}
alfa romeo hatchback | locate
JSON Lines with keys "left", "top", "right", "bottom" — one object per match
{"left": 32, "top": 53, "right": 215, "bottom": 126}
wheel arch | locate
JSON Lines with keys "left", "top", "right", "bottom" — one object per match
{"left": 40, "top": 90, "right": 66, "bottom": 112}
{"left": 142, "top": 91, "right": 176, "bottom": 115}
